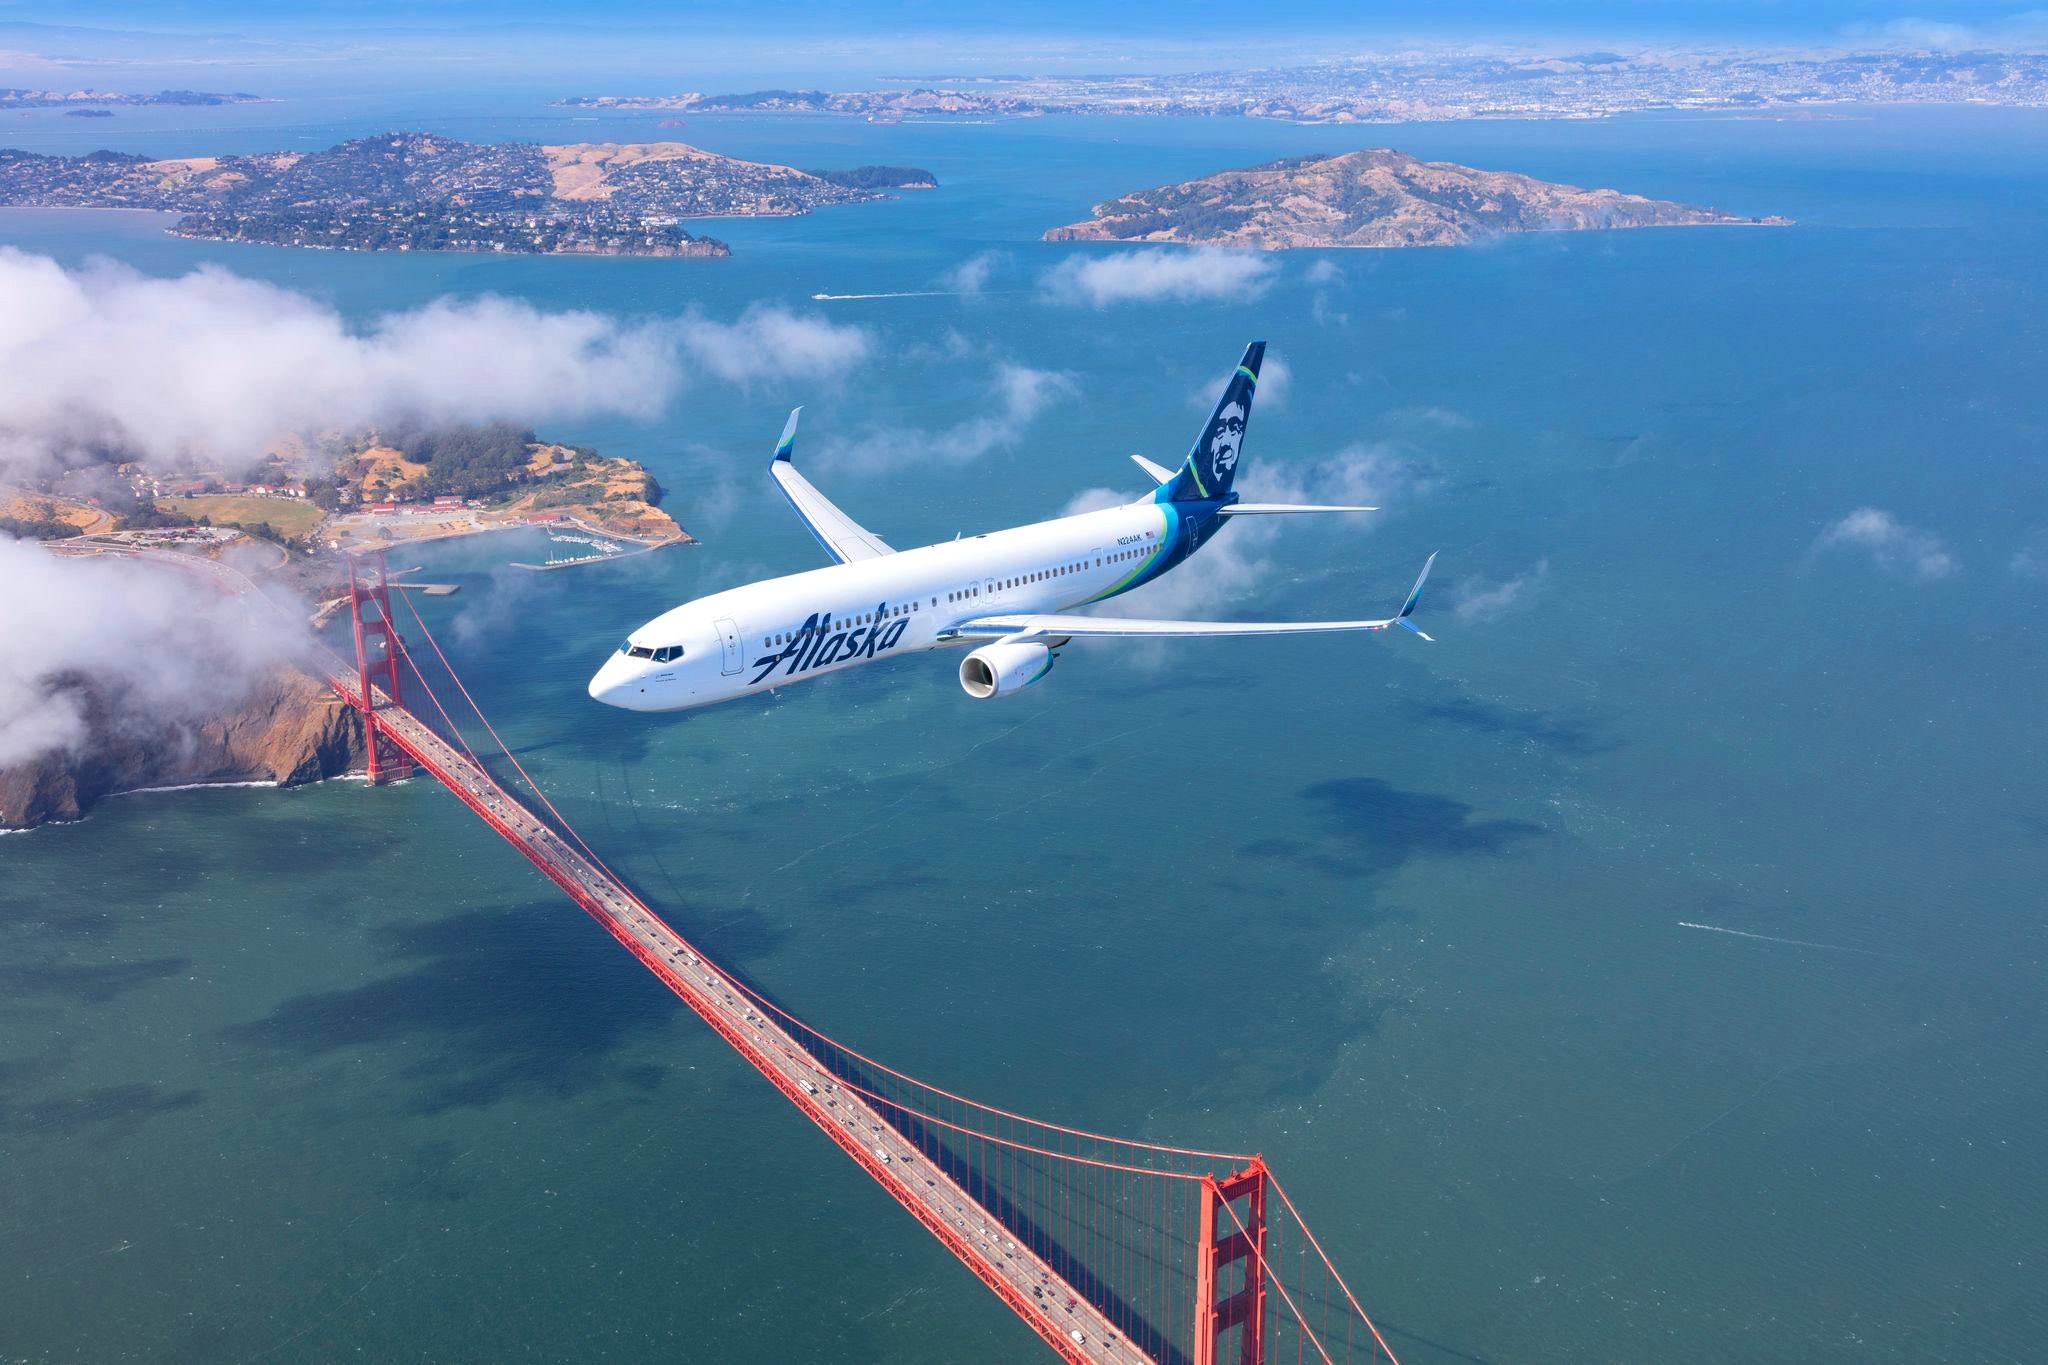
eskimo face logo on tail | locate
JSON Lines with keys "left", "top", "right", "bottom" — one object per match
{"left": 1208, "top": 401, "right": 1246, "bottom": 482}
{"left": 749, "top": 603, "right": 910, "bottom": 685}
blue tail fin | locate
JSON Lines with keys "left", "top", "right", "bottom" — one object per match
{"left": 1161, "top": 342, "right": 1263, "bottom": 502}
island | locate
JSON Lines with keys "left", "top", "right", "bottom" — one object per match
{"left": 0, "top": 132, "right": 937, "bottom": 257}
{"left": 0, "top": 87, "right": 263, "bottom": 109}
{"left": 1044, "top": 148, "right": 1788, "bottom": 249}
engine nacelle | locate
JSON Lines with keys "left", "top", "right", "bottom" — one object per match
{"left": 958, "top": 640, "right": 1054, "bottom": 700}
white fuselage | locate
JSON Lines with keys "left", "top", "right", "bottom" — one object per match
{"left": 588, "top": 499, "right": 1183, "bottom": 712}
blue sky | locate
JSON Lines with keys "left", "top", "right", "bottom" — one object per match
{"left": 4, "top": 2, "right": 2045, "bottom": 95}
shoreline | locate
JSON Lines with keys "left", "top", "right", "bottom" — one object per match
{"left": 2, "top": 769, "right": 375, "bottom": 836}
{"left": 1044, "top": 216, "right": 1794, "bottom": 251}
{"left": 336, "top": 512, "right": 690, "bottom": 555}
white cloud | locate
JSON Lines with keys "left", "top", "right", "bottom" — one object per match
{"left": 0, "top": 535, "right": 311, "bottom": 769}
{"left": 1817, "top": 507, "right": 1957, "bottom": 581}
{"left": 675, "top": 303, "right": 871, "bottom": 386}
{"left": 0, "top": 250, "right": 870, "bottom": 482}
{"left": 1060, "top": 487, "right": 1129, "bottom": 518}
{"left": 817, "top": 363, "right": 1073, "bottom": 475}
{"left": 2012, "top": 542, "right": 2048, "bottom": 582}
{"left": 1452, "top": 560, "right": 1550, "bottom": 623}
{"left": 943, "top": 251, "right": 1002, "bottom": 294}
{"left": 1387, "top": 405, "right": 1475, "bottom": 430}
{"left": 0, "top": 249, "right": 677, "bottom": 480}
{"left": 1066, "top": 444, "right": 1420, "bottom": 627}
{"left": 1041, "top": 247, "right": 1277, "bottom": 307}
{"left": 1874, "top": 19, "right": 1978, "bottom": 50}
{"left": 1305, "top": 256, "right": 1352, "bottom": 326}
{"left": 1838, "top": 14, "right": 2048, "bottom": 50}
{"left": 1243, "top": 441, "right": 1426, "bottom": 510}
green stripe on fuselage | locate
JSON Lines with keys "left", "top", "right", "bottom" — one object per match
{"left": 1087, "top": 505, "right": 1175, "bottom": 604}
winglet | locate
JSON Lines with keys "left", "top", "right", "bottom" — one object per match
{"left": 1395, "top": 552, "right": 1437, "bottom": 641}
{"left": 773, "top": 407, "right": 802, "bottom": 463}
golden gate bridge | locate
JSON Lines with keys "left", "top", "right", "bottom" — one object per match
{"left": 335, "top": 550, "right": 1399, "bottom": 1365}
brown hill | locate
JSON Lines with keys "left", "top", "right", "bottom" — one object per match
{"left": 1045, "top": 148, "right": 1788, "bottom": 249}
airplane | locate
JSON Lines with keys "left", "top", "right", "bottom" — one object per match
{"left": 588, "top": 342, "right": 1436, "bottom": 713}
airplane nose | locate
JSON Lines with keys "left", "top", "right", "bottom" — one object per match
{"left": 588, "top": 654, "right": 636, "bottom": 708}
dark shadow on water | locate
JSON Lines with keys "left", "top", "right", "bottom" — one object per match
{"left": 1202, "top": 777, "right": 1545, "bottom": 1103}
{"left": 0, "top": 1081, "right": 202, "bottom": 1136}
{"left": 0, "top": 1049, "right": 71, "bottom": 1097}
{"left": 1403, "top": 694, "right": 1622, "bottom": 757}
{"left": 0, "top": 956, "right": 188, "bottom": 1005}
{"left": 222, "top": 903, "right": 683, "bottom": 1115}
{"left": 1247, "top": 777, "right": 1545, "bottom": 882}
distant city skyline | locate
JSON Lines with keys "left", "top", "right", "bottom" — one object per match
{"left": 5, "top": 3, "right": 2048, "bottom": 97}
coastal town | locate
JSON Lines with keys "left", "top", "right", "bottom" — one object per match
{"left": 561, "top": 47, "right": 2048, "bottom": 123}
{"left": 0, "top": 132, "right": 935, "bottom": 256}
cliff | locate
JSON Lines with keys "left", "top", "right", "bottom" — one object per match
{"left": 1045, "top": 148, "right": 1788, "bottom": 249}
{"left": 0, "top": 665, "right": 364, "bottom": 830}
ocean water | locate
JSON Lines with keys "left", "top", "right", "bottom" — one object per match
{"left": 4, "top": 104, "right": 2047, "bottom": 1363}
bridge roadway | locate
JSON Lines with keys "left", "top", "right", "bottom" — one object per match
{"left": 328, "top": 669, "right": 1152, "bottom": 1365}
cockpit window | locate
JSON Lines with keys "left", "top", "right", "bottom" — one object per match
{"left": 622, "top": 644, "right": 658, "bottom": 660}
{"left": 653, "top": 646, "right": 682, "bottom": 663}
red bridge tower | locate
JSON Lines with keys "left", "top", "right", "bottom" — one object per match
{"left": 345, "top": 550, "right": 412, "bottom": 784}
{"left": 1195, "top": 1158, "right": 1270, "bottom": 1365}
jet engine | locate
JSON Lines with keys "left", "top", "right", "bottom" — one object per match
{"left": 958, "top": 640, "right": 1054, "bottom": 700}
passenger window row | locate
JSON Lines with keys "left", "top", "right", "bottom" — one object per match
{"left": 994, "top": 559, "right": 1101, "bottom": 591}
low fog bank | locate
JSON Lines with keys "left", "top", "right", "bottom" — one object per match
{"left": 0, "top": 250, "right": 878, "bottom": 781}
{"left": 0, "top": 536, "right": 314, "bottom": 771}
{"left": 0, "top": 249, "right": 872, "bottom": 485}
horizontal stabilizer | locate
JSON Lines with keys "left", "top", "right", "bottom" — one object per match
{"left": 1131, "top": 454, "right": 1175, "bottom": 487}
{"left": 1217, "top": 503, "right": 1377, "bottom": 516}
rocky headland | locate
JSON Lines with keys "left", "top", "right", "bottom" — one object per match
{"left": 0, "top": 666, "right": 364, "bottom": 830}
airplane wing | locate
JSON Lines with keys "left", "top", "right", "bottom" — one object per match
{"left": 944, "top": 553, "right": 1438, "bottom": 643}
{"left": 768, "top": 408, "right": 895, "bottom": 564}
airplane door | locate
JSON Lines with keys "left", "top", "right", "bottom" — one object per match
{"left": 715, "top": 618, "right": 744, "bottom": 675}
{"left": 984, "top": 578, "right": 1001, "bottom": 606}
